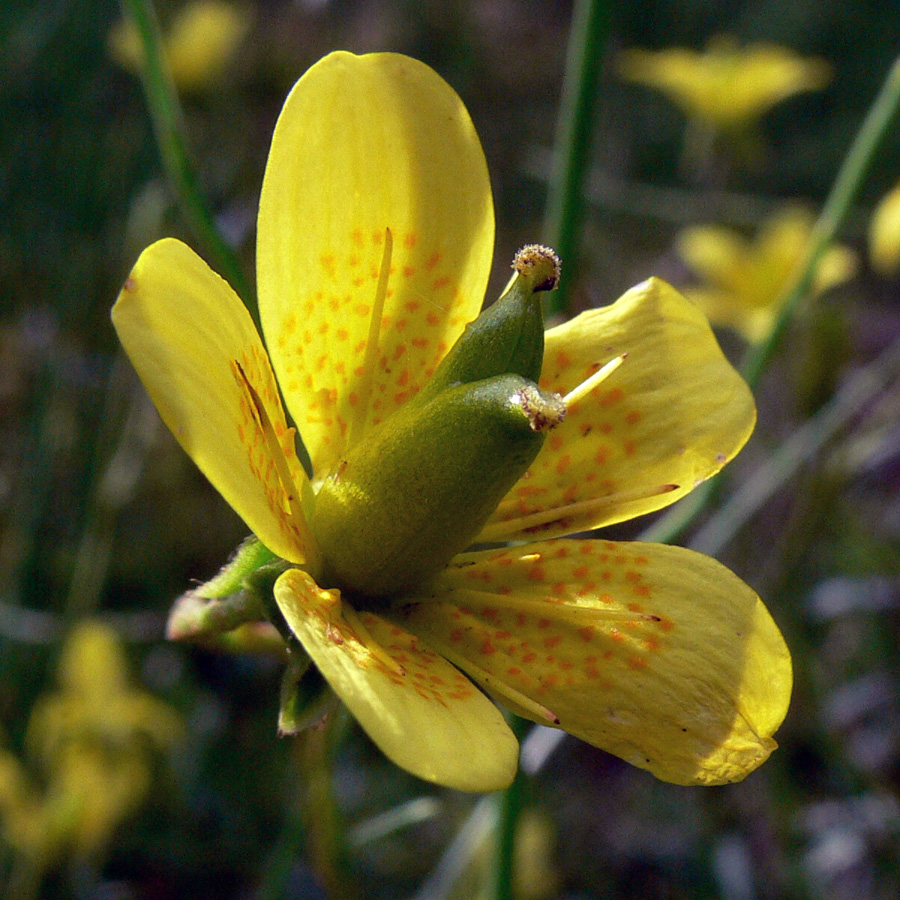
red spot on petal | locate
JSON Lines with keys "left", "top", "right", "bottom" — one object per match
{"left": 600, "top": 388, "right": 624, "bottom": 407}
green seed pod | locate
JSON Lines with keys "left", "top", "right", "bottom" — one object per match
{"left": 417, "top": 244, "right": 561, "bottom": 401}
{"left": 313, "top": 373, "right": 565, "bottom": 602}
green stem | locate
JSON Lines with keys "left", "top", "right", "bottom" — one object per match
{"left": 488, "top": 5, "right": 611, "bottom": 894}
{"left": 296, "top": 712, "right": 358, "bottom": 900}
{"left": 488, "top": 715, "right": 529, "bottom": 900}
{"left": 743, "top": 54, "right": 900, "bottom": 388}
{"left": 119, "top": 0, "right": 257, "bottom": 324}
{"left": 689, "top": 331, "right": 900, "bottom": 558}
{"left": 542, "top": 0, "right": 611, "bottom": 318}
{"left": 642, "top": 53, "right": 900, "bottom": 547}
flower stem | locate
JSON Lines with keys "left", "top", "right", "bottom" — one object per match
{"left": 119, "top": 0, "right": 257, "bottom": 324}
{"left": 743, "top": 54, "right": 900, "bottom": 388}
{"left": 641, "top": 52, "right": 900, "bottom": 547}
{"left": 488, "top": 5, "right": 612, "bottom": 893}
{"left": 690, "top": 331, "right": 900, "bottom": 558}
{"left": 296, "top": 711, "right": 359, "bottom": 899}
{"left": 488, "top": 715, "right": 529, "bottom": 900}
{"left": 542, "top": 0, "right": 611, "bottom": 318}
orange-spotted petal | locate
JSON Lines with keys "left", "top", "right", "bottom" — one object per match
{"left": 395, "top": 539, "right": 791, "bottom": 786}
{"left": 274, "top": 568, "right": 518, "bottom": 791}
{"left": 112, "top": 238, "right": 316, "bottom": 564}
{"left": 480, "top": 277, "right": 756, "bottom": 542}
{"left": 257, "top": 51, "right": 494, "bottom": 479}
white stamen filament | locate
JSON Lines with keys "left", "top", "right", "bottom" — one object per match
{"left": 348, "top": 227, "right": 393, "bottom": 450}
{"left": 416, "top": 630, "right": 560, "bottom": 725}
{"left": 234, "top": 362, "right": 320, "bottom": 568}
{"left": 342, "top": 603, "right": 406, "bottom": 677}
{"left": 478, "top": 483, "right": 679, "bottom": 543}
{"left": 562, "top": 354, "right": 627, "bottom": 409}
{"left": 438, "top": 587, "right": 663, "bottom": 628}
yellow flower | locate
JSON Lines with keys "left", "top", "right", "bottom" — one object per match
{"left": 112, "top": 52, "right": 791, "bottom": 792}
{"left": 0, "top": 623, "right": 182, "bottom": 870}
{"left": 618, "top": 37, "right": 831, "bottom": 131}
{"left": 677, "top": 207, "right": 856, "bottom": 342}
{"left": 869, "top": 182, "right": 900, "bottom": 276}
{"left": 109, "top": 0, "right": 252, "bottom": 92}
{"left": 26, "top": 621, "right": 183, "bottom": 765}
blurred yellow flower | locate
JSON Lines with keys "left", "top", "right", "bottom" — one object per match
{"left": 114, "top": 52, "right": 791, "bottom": 792}
{"left": 677, "top": 207, "right": 856, "bottom": 342}
{"left": 109, "top": 0, "right": 252, "bottom": 92}
{"left": 0, "top": 622, "right": 182, "bottom": 876}
{"left": 618, "top": 37, "right": 831, "bottom": 131}
{"left": 869, "top": 182, "right": 900, "bottom": 275}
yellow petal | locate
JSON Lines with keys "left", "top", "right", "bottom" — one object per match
{"left": 57, "top": 622, "right": 129, "bottom": 698}
{"left": 870, "top": 183, "right": 900, "bottom": 276}
{"left": 618, "top": 41, "right": 830, "bottom": 129}
{"left": 676, "top": 225, "right": 748, "bottom": 293}
{"left": 679, "top": 209, "right": 855, "bottom": 342}
{"left": 165, "top": 0, "right": 252, "bottom": 92}
{"left": 112, "top": 238, "right": 315, "bottom": 563}
{"left": 814, "top": 245, "right": 856, "bottom": 295}
{"left": 398, "top": 539, "right": 791, "bottom": 786}
{"left": 257, "top": 51, "right": 494, "bottom": 479}
{"left": 274, "top": 568, "right": 518, "bottom": 791}
{"left": 481, "top": 278, "right": 755, "bottom": 542}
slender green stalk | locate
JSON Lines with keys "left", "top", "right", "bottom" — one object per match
{"left": 119, "top": 0, "right": 257, "bottom": 324}
{"left": 487, "top": 715, "right": 530, "bottom": 900}
{"left": 690, "top": 332, "right": 900, "bottom": 557}
{"left": 296, "top": 713, "right": 359, "bottom": 900}
{"left": 490, "top": 751, "right": 527, "bottom": 900}
{"left": 542, "top": 0, "right": 611, "bottom": 318}
{"left": 743, "top": 55, "right": 900, "bottom": 388}
{"left": 487, "top": 4, "right": 611, "bottom": 895}
{"left": 642, "top": 53, "right": 900, "bottom": 547}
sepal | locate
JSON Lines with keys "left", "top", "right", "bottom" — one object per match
{"left": 278, "top": 655, "right": 338, "bottom": 736}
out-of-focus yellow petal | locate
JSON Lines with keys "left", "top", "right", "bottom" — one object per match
{"left": 680, "top": 287, "right": 774, "bottom": 344}
{"left": 107, "top": 18, "right": 143, "bottom": 74}
{"left": 165, "top": 1, "right": 252, "bottom": 92}
{"left": 480, "top": 278, "right": 755, "bottom": 542}
{"left": 678, "top": 209, "right": 856, "bottom": 342}
{"left": 0, "top": 752, "right": 54, "bottom": 861}
{"left": 26, "top": 622, "right": 183, "bottom": 766}
{"left": 275, "top": 568, "right": 518, "bottom": 792}
{"left": 48, "top": 743, "right": 150, "bottom": 861}
{"left": 814, "top": 245, "right": 857, "bottom": 294}
{"left": 108, "top": 1, "right": 251, "bottom": 93}
{"left": 112, "top": 239, "right": 315, "bottom": 564}
{"left": 870, "top": 183, "right": 900, "bottom": 276}
{"left": 257, "top": 51, "right": 494, "bottom": 479}
{"left": 57, "top": 622, "right": 129, "bottom": 699}
{"left": 618, "top": 40, "right": 830, "bottom": 130}
{"left": 399, "top": 539, "right": 791, "bottom": 786}
{"left": 675, "top": 226, "right": 748, "bottom": 293}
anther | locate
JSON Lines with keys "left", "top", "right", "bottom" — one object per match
{"left": 513, "top": 244, "right": 561, "bottom": 293}
{"left": 348, "top": 226, "right": 393, "bottom": 450}
{"left": 233, "top": 361, "right": 319, "bottom": 565}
